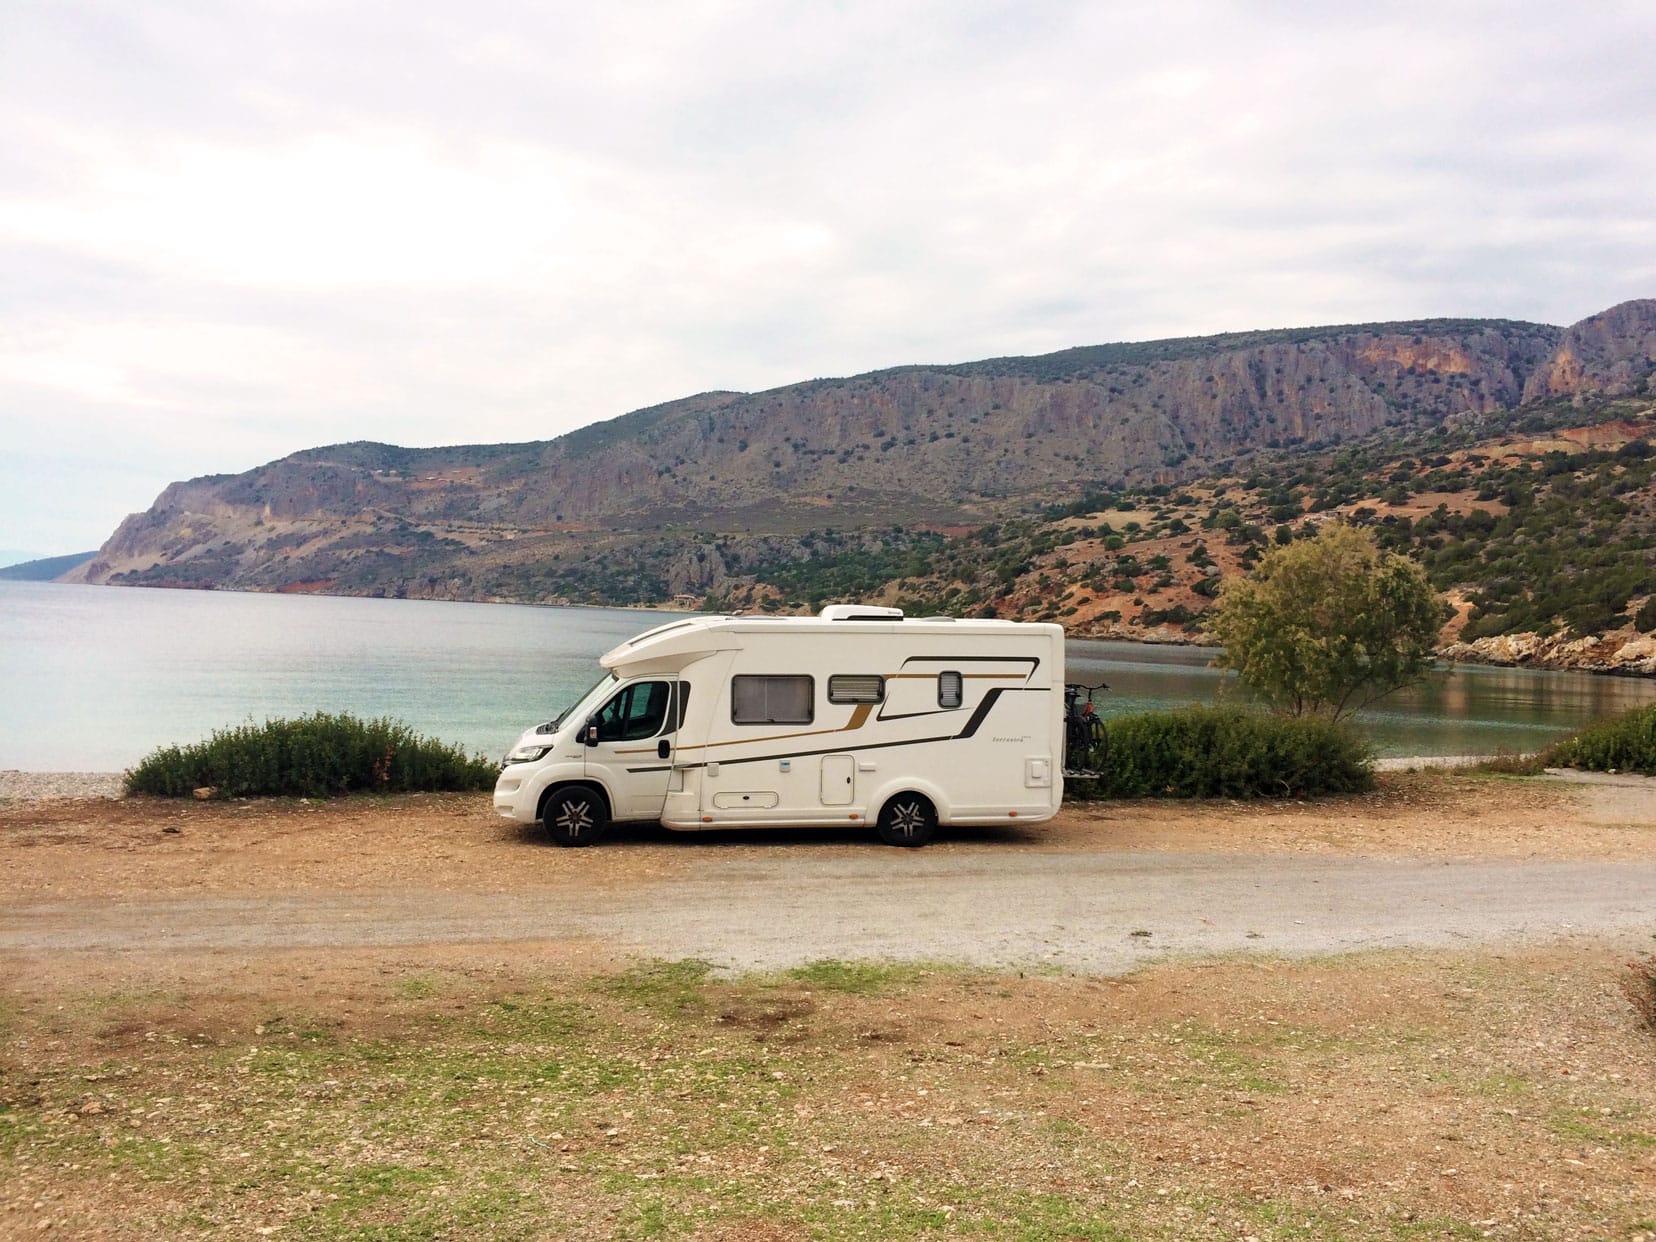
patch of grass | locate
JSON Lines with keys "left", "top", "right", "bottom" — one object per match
{"left": 124, "top": 711, "right": 497, "bottom": 798}
{"left": 1384, "top": 1216, "right": 1487, "bottom": 1238}
{"left": 474, "top": 995, "right": 592, "bottom": 1042}
{"left": 1471, "top": 1070, "right": 1538, "bottom": 1100}
{"left": 598, "top": 958, "right": 715, "bottom": 1015}
{"left": 783, "top": 959, "right": 936, "bottom": 994}
{"left": 392, "top": 973, "right": 441, "bottom": 1000}
{"left": 627, "top": 1197, "right": 674, "bottom": 1238}
{"left": 8, "top": 951, "right": 1656, "bottom": 1240}
{"left": 1546, "top": 1108, "right": 1656, "bottom": 1150}
{"left": 1160, "top": 1021, "right": 1286, "bottom": 1094}
{"left": 106, "top": 1136, "right": 210, "bottom": 1181}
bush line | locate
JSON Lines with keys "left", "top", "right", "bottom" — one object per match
{"left": 125, "top": 712, "right": 498, "bottom": 798}
{"left": 1071, "top": 705, "right": 1374, "bottom": 800}
{"left": 1541, "top": 701, "right": 1656, "bottom": 776}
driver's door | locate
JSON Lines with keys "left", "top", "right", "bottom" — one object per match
{"left": 585, "top": 678, "right": 680, "bottom": 821}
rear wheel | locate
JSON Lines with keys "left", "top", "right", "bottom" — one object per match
{"left": 876, "top": 793, "right": 937, "bottom": 848}
{"left": 1089, "top": 715, "right": 1109, "bottom": 771}
{"left": 541, "top": 787, "right": 609, "bottom": 847}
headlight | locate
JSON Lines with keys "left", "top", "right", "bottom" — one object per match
{"left": 504, "top": 743, "right": 553, "bottom": 765}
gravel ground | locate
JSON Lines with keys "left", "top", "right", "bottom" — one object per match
{"left": 7, "top": 852, "right": 1654, "bottom": 974}
{"left": 1373, "top": 753, "right": 1490, "bottom": 770}
{"left": 3, "top": 769, "right": 1654, "bottom": 972}
{"left": 0, "top": 770, "right": 124, "bottom": 801}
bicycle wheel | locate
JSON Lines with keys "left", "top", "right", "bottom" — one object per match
{"left": 1061, "top": 718, "right": 1079, "bottom": 769}
{"left": 1088, "top": 716, "right": 1108, "bottom": 770}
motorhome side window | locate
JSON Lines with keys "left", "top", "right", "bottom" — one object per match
{"left": 827, "top": 675, "right": 884, "bottom": 704}
{"left": 731, "top": 675, "right": 814, "bottom": 725}
{"left": 592, "top": 680, "right": 672, "bottom": 741}
{"left": 938, "top": 670, "right": 964, "bottom": 708}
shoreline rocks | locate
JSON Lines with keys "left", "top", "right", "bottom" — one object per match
{"left": 1440, "top": 630, "right": 1656, "bottom": 677}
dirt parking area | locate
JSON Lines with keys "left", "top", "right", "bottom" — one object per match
{"left": 2, "top": 773, "right": 1653, "bottom": 1240}
{"left": 3, "top": 770, "right": 1653, "bottom": 900}
{"left": 3, "top": 771, "right": 1653, "bottom": 971}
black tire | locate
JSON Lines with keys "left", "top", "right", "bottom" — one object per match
{"left": 541, "top": 786, "right": 609, "bottom": 847}
{"left": 1066, "top": 718, "right": 1091, "bottom": 771}
{"left": 1089, "top": 716, "right": 1109, "bottom": 771}
{"left": 876, "top": 793, "right": 937, "bottom": 848}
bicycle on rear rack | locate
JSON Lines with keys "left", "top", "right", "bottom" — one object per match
{"left": 1063, "top": 680, "right": 1109, "bottom": 779}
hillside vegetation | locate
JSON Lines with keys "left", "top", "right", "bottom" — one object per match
{"left": 707, "top": 396, "right": 1654, "bottom": 666}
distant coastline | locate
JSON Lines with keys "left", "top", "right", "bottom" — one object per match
{"left": 0, "top": 551, "right": 96, "bottom": 582}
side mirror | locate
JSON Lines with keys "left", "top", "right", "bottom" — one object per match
{"left": 584, "top": 722, "right": 599, "bottom": 747}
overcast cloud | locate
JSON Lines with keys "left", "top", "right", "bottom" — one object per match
{"left": 3, "top": 0, "right": 1654, "bottom": 560}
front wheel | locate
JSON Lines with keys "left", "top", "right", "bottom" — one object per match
{"left": 542, "top": 787, "right": 609, "bottom": 847}
{"left": 876, "top": 793, "right": 937, "bottom": 848}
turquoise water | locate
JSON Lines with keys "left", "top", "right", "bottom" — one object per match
{"left": 0, "top": 582, "right": 662, "bottom": 771}
{"left": 2, "top": 581, "right": 1652, "bottom": 771}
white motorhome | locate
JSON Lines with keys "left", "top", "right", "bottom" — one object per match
{"left": 494, "top": 605, "right": 1065, "bottom": 847}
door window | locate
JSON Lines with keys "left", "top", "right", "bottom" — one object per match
{"left": 592, "top": 681, "right": 672, "bottom": 741}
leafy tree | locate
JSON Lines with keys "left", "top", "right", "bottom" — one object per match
{"left": 1209, "top": 524, "right": 1449, "bottom": 720}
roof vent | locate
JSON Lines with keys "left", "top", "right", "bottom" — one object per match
{"left": 819, "top": 604, "right": 904, "bottom": 622}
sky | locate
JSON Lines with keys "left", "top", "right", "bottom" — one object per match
{"left": 3, "top": 1, "right": 1655, "bottom": 563}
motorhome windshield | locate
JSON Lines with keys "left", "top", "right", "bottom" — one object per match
{"left": 540, "top": 674, "right": 617, "bottom": 734}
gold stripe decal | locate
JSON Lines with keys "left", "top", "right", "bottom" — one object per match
{"left": 676, "top": 701, "right": 873, "bottom": 754}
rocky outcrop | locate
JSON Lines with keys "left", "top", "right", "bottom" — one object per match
{"left": 1522, "top": 299, "right": 1656, "bottom": 402}
{"left": 1441, "top": 631, "right": 1656, "bottom": 676}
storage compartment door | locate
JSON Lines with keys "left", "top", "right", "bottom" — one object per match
{"left": 820, "top": 753, "right": 855, "bottom": 806}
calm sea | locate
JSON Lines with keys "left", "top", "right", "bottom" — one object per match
{"left": 2, "top": 581, "right": 1652, "bottom": 771}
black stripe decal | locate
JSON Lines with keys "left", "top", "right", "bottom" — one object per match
{"left": 899, "top": 655, "right": 1041, "bottom": 667}
{"left": 953, "top": 687, "right": 1005, "bottom": 739}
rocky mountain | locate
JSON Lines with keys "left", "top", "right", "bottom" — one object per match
{"left": 67, "top": 300, "right": 1656, "bottom": 656}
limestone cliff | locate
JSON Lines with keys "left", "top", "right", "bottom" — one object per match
{"left": 1521, "top": 299, "right": 1656, "bottom": 402}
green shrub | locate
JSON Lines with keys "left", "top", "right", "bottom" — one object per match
{"left": 1072, "top": 706, "right": 1373, "bottom": 800}
{"left": 125, "top": 712, "right": 498, "bottom": 798}
{"left": 1541, "top": 702, "right": 1656, "bottom": 775}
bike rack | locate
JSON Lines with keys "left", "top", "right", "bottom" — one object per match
{"left": 1062, "top": 679, "right": 1111, "bottom": 781}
